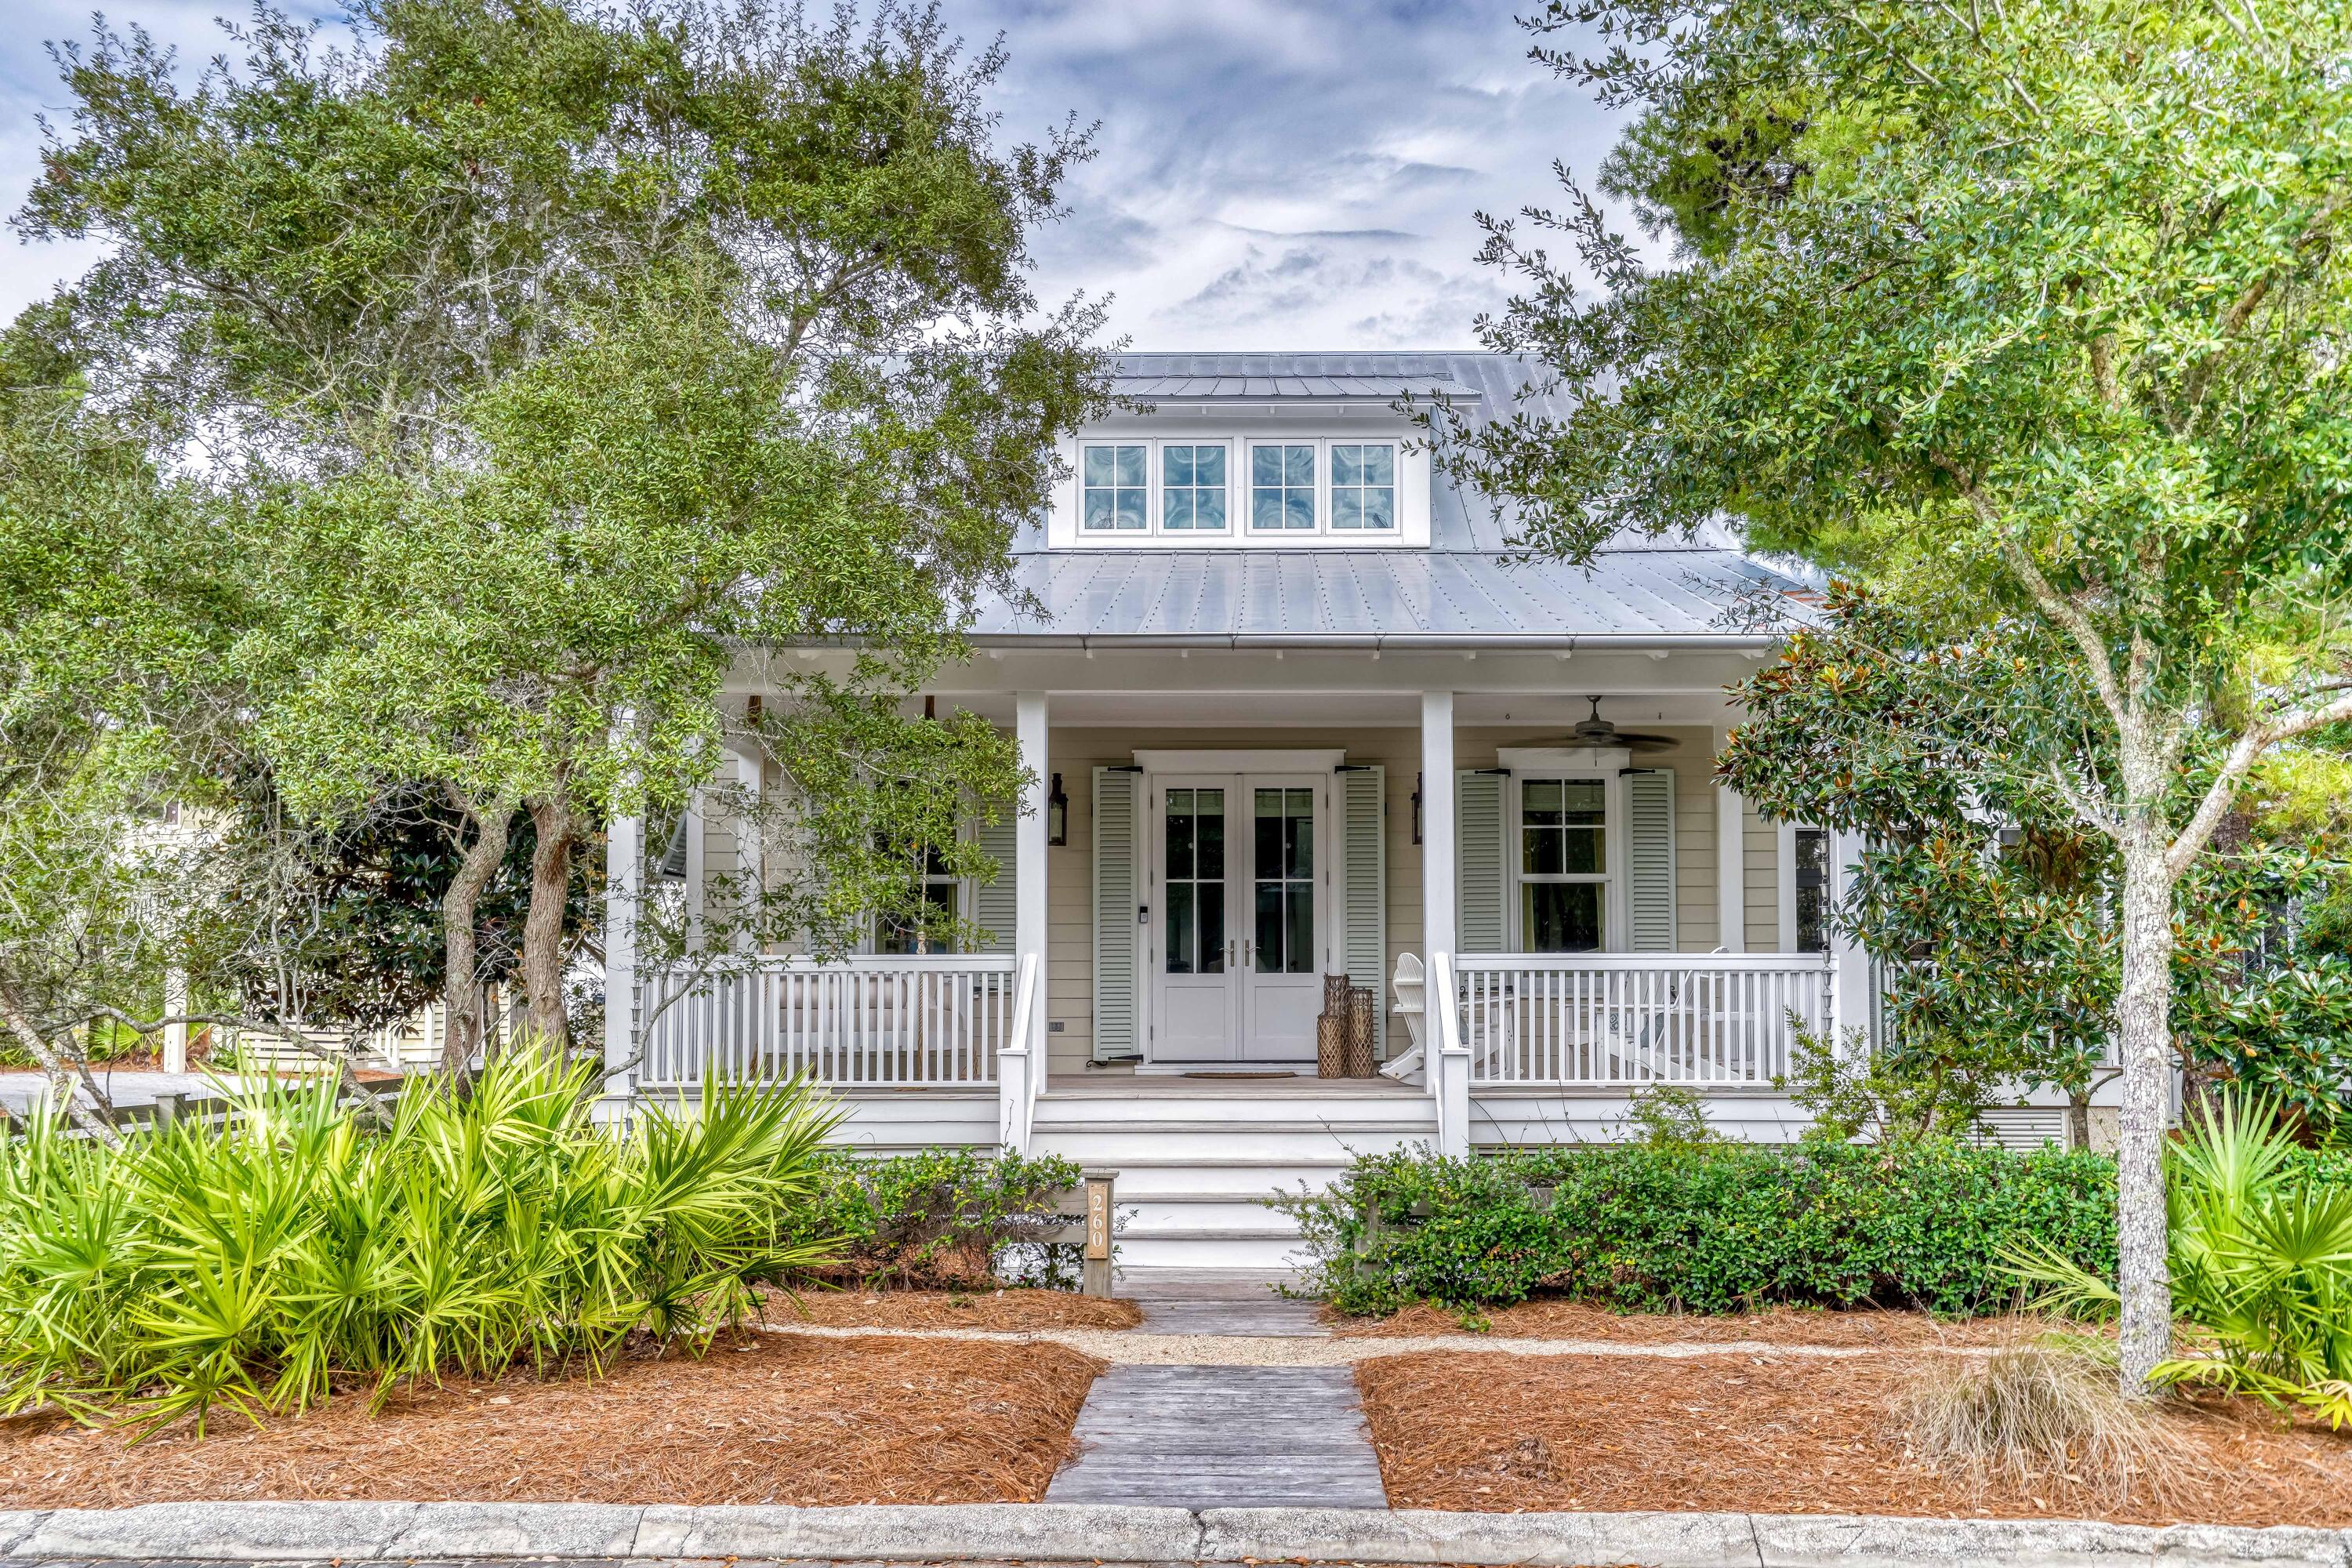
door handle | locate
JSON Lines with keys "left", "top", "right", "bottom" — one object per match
{"left": 1228, "top": 938, "right": 1236, "bottom": 967}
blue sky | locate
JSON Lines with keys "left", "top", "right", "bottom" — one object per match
{"left": 0, "top": 0, "right": 1623, "bottom": 350}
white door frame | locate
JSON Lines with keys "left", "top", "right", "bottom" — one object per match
{"left": 1137, "top": 750, "right": 1343, "bottom": 1069}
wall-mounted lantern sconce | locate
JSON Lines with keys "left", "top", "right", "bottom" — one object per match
{"left": 1047, "top": 772, "right": 1069, "bottom": 846}
{"left": 1411, "top": 771, "right": 1424, "bottom": 845}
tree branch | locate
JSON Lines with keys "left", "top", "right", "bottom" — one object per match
{"left": 2167, "top": 687, "right": 2352, "bottom": 877}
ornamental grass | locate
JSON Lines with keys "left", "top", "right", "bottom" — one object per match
{"left": 0, "top": 1050, "right": 840, "bottom": 1435}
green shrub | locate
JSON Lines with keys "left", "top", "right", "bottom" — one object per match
{"left": 1283, "top": 1139, "right": 2119, "bottom": 1318}
{"left": 784, "top": 1146, "right": 1089, "bottom": 1290}
{"left": 0, "top": 1051, "right": 839, "bottom": 1432}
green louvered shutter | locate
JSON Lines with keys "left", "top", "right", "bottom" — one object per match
{"left": 1456, "top": 770, "right": 1507, "bottom": 953}
{"left": 972, "top": 808, "right": 1018, "bottom": 953}
{"left": 1628, "top": 769, "right": 1677, "bottom": 952}
{"left": 1091, "top": 768, "right": 1142, "bottom": 1062}
{"left": 1341, "top": 766, "right": 1387, "bottom": 1053}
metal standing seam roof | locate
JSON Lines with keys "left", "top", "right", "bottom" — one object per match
{"left": 975, "top": 351, "right": 1805, "bottom": 646}
{"left": 967, "top": 547, "right": 1798, "bottom": 646}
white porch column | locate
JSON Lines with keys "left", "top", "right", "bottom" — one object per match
{"left": 1421, "top": 691, "right": 1469, "bottom": 1157}
{"left": 1000, "top": 691, "right": 1049, "bottom": 1151}
{"left": 1827, "top": 826, "right": 1871, "bottom": 1049}
{"left": 601, "top": 811, "right": 641, "bottom": 1116}
{"left": 1715, "top": 727, "right": 1745, "bottom": 953}
{"left": 1421, "top": 691, "right": 1457, "bottom": 959}
{"left": 162, "top": 964, "right": 189, "bottom": 1075}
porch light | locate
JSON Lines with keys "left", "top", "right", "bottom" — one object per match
{"left": 1047, "top": 772, "right": 1069, "bottom": 846}
{"left": 1411, "top": 771, "right": 1423, "bottom": 845}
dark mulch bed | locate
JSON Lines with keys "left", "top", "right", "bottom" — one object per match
{"left": 0, "top": 1331, "right": 1101, "bottom": 1508}
{"left": 1356, "top": 1349, "right": 2352, "bottom": 1525}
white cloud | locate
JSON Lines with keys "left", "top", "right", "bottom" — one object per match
{"left": 0, "top": 0, "right": 1628, "bottom": 350}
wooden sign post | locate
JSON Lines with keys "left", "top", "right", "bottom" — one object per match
{"left": 1081, "top": 1167, "right": 1116, "bottom": 1298}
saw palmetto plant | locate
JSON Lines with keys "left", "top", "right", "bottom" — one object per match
{"left": 2007, "top": 1095, "right": 2352, "bottom": 1428}
{"left": 0, "top": 1050, "right": 839, "bottom": 1435}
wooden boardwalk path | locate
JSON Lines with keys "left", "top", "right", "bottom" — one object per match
{"left": 1044, "top": 1364, "right": 1388, "bottom": 1509}
{"left": 1044, "top": 1270, "right": 1388, "bottom": 1510}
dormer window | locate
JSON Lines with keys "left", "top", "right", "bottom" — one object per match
{"left": 1331, "top": 444, "right": 1396, "bottom": 530}
{"left": 1083, "top": 444, "right": 1149, "bottom": 531}
{"left": 1250, "top": 443, "right": 1317, "bottom": 531}
{"left": 1163, "top": 444, "right": 1229, "bottom": 531}
{"left": 1050, "top": 429, "right": 1430, "bottom": 547}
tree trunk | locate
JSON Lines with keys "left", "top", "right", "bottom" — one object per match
{"left": 441, "top": 796, "right": 515, "bottom": 1076}
{"left": 0, "top": 973, "right": 121, "bottom": 1145}
{"left": 2067, "top": 1091, "right": 2091, "bottom": 1152}
{"left": 2114, "top": 837, "right": 2177, "bottom": 1396}
{"left": 521, "top": 786, "right": 575, "bottom": 1053}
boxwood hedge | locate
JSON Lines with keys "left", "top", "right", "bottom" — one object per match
{"left": 1284, "top": 1140, "right": 2119, "bottom": 1318}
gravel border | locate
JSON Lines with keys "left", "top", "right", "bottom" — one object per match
{"left": 0, "top": 1501, "right": 2342, "bottom": 1566}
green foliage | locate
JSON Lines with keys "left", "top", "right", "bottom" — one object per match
{"left": 2009, "top": 1097, "right": 2352, "bottom": 1427}
{"left": 16, "top": 0, "right": 1112, "bottom": 1049}
{"left": 782, "top": 1147, "right": 1089, "bottom": 1290}
{"left": 1617, "top": 1083, "right": 1716, "bottom": 1148}
{"left": 1777, "top": 1022, "right": 2007, "bottom": 1147}
{"left": 0, "top": 1051, "right": 840, "bottom": 1432}
{"left": 1287, "top": 1141, "right": 2118, "bottom": 1319}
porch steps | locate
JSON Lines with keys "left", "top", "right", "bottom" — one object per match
{"left": 1030, "top": 1083, "right": 1436, "bottom": 1271}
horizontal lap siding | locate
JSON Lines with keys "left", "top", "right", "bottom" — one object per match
{"left": 1045, "top": 723, "right": 1737, "bottom": 1076}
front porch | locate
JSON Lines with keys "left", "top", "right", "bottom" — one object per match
{"left": 604, "top": 651, "right": 1878, "bottom": 1176}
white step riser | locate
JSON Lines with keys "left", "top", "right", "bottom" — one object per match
{"left": 1033, "top": 1096, "right": 1431, "bottom": 1127}
{"left": 1036, "top": 1128, "right": 1425, "bottom": 1163}
{"left": 1115, "top": 1233, "right": 1313, "bottom": 1272}
{"left": 1098, "top": 1164, "right": 1353, "bottom": 1198}
{"left": 1120, "top": 1199, "right": 1301, "bottom": 1234}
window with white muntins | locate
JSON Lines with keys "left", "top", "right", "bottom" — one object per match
{"left": 1066, "top": 436, "right": 1414, "bottom": 543}
{"left": 1519, "top": 778, "right": 1608, "bottom": 953}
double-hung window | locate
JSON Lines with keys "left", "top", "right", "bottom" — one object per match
{"left": 1330, "top": 443, "right": 1396, "bottom": 530}
{"left": 1082, "top": 444, "right": 1148, "bottom": 531}
{"left": 1519, "top": 779, "right": 1607, "bottom": 952}
{"left": 1249, "top": 443, "right": 1316, "bottom": 531}
{"left": 1162, "top": 444, "right": 1229, "bottom": 531}
{"left": 874, "top": 843, "right": 960, "bottom": 955}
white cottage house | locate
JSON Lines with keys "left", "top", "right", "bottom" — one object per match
{"left": 601, "top": 351, "right": 2092, "bottom": 1269}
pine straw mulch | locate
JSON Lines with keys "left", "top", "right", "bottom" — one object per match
{"left": 1333, "top": 1298, "right": 2044, "bottom": 1348}
{"left": 0, "top": 1330, "right": 1101, "bottom": 1509}
{"left": 1356, "top": 1349, "right": 2352, "bottom": 1526}
{"left": 764, "top": 1283, "right": 1142, "bottom": 1332}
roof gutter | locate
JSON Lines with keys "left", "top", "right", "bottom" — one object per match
{"left": 946, "top": 631, "right": 1788, "bottom": 653}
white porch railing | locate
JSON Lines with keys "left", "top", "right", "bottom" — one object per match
{"left": 1454, "top": 953, "right": 1833, "bottom": 1086}
{"left": 637, "top": 955, "right": 1018, "bottom": 1089}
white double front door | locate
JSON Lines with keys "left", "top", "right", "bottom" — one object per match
{"left": 1146, "top": 771, "right": 1331, "bottom": 1065}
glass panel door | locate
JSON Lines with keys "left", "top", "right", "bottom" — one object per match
{"left": 1152, "top": 781, "right": 1240, "bottom": 1060}
{"left": 1240, "top": 775, "right": 1325, "bottom": 1062}
{"left": 1253, "top": 787, "right": 1315, "bottom": 975}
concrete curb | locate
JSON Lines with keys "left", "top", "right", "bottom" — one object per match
{"left": 0, "top": 1501, "right": 2343, "bottom": 1566}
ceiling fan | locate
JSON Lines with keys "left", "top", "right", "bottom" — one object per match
{"left": 1526, "top": 696, "right": 1680, "bottom": 754}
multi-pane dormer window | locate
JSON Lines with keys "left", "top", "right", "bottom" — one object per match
{"left": 1331, "top": 444, "right": 1396, "bottom": 530}
{"left": 1083, "top": 444, "right": 1149, "bottom": 530}
{"left": 1250, "top": 443, "right": 1317, "bottom": 531}
{"left": 1051, "top": 429, "right": 1430, "bottom": 546}
{"left": 1163, "top": 444, "right": 1229, "bottom": 531}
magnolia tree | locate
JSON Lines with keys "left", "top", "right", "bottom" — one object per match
{"left": 24, "top": 0, "right": 1110, "bottom": 1067}
{"left": 1446, "top": 0, "right": 2352, "bottom": 1392}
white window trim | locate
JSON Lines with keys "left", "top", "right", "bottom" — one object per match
{"left": 1497, "top": 746, "right": 1630, "bottom": 954}
{"left": 1053, "top": 430, "right": 1429, "bottom": 547}
{"left": 862, "top": 827, "right": 975, "bottom": 956}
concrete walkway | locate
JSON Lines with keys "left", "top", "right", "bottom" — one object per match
{"left": 1044, "top": 1270, "right": 1388, "bottom": 1511}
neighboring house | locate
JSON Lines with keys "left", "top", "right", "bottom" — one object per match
{"left": 601, "top": 351, "right": 2107, "bottom": 1269}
